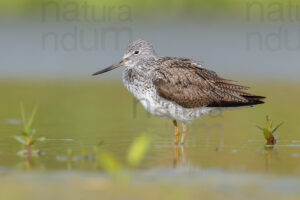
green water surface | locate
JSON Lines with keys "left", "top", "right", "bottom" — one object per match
{"left": 0, "top": 80, "right": 300, "bottom": 199}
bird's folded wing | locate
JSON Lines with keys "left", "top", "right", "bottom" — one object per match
{"left": 152, "top": 58, "right": 265, "bottom": 108}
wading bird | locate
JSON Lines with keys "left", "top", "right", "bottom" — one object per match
{"left": 93, "top": 39, "right": 265, "bottom": 145}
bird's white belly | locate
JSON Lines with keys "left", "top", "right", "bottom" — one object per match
{"left": 127, "top": 83, "right": 214, "bottom": 123}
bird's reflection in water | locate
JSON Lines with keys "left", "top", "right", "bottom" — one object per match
{"left": 173, "top": 145, "right": 187, "bottom": 168}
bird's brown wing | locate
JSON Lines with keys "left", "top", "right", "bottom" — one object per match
{"left": 152, "top": 58, "right": 265, "bottom": 108}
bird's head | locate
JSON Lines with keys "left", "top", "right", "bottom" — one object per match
{"left": 92, "top": 39, "right": 156, "bottom": 76}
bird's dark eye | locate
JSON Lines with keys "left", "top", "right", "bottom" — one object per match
{"left": 134, "top": 51, "right": 139, "bottom": 54}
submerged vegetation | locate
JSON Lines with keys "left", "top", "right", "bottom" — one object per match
{"left": 257, "top": 115, "right": 283, "bottom": 145}
{"left": 97, "top": 133, "right": 151, "bottom": 180}
{"left": 57, "top": 133, "right": 151, "bottom": 179}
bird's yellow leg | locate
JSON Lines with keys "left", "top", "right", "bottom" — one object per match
{"left": 180, "top": 123, "right": 187, "bottom": 145}
{"left": 173, "top": 120, "right": 180, "bottom": 145}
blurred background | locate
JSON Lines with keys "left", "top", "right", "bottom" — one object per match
{"left": 1, "top": 1, "right": 300, "bottom": 199}
{"left": 1, "top": 0, "right": 300, "bottom": 80}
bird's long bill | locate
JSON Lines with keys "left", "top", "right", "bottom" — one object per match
{"left": 92, "top": 60, "right": 125, "bottom": 76}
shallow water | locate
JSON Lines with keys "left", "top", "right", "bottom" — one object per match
{"left": 0, "top": 80, "right": 300, "bottom": 199}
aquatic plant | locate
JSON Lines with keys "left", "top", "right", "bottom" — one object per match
{"left": 56, "top": 133, "right": 151, "bottom": 178}
{"left": 14, "top": 104, "right": 45, "bottom": 159}
{"left": 127, "top": 133, "right": 152, "bottom": 167}
{"left": 98, "top": 133, "right": 151, "bottom": 174}
{"left": 257, "top": 115, "right": 283, "bottom": 145}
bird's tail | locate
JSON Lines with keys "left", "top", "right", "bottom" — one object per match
{"left": 208, "top": 95, "right": 265, "bottom": 107}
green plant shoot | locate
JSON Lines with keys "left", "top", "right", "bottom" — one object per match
{"left": 14, "top": 103, "right": 45, "bottom": 158}
{"left": 257, "top": 115, "right": 283, "bottom": 145}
